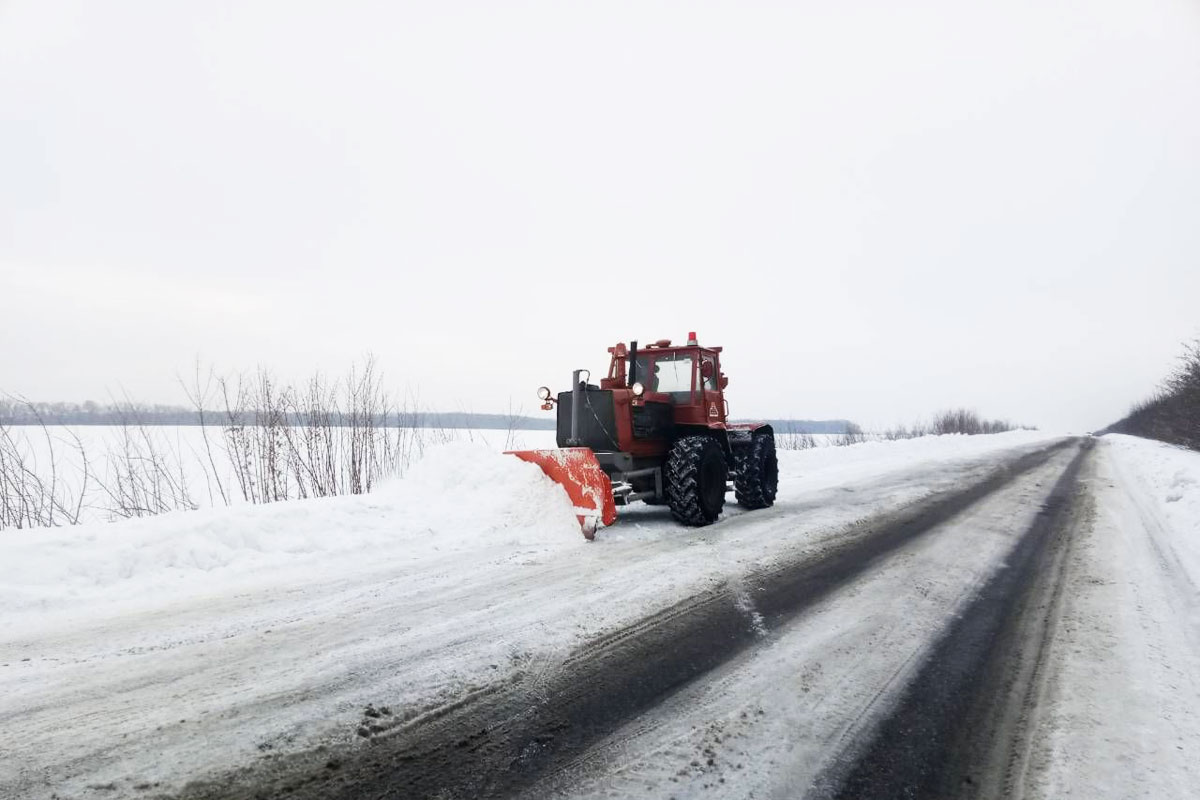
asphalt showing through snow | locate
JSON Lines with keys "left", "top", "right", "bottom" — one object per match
{"left": 175, "top": 437, "right": 1089, "bottom": 800}
{"left": 822, "top": 440, "right": 1093, "bottom": 800}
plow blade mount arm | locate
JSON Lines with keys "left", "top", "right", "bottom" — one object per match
{"left": 506, "top": 448, "right": 617, "bottom": 539}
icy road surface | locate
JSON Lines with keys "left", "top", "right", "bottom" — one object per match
{"left": 2, "top": 432, "right": 1198, "bottom": 799}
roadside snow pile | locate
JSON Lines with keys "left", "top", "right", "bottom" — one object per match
{"left": 1104, "top": 434, "right": 1200, "bottom": 575}
{"left": 0, "top": 443, "right": 581, "bottom": 621}
{"left": 0, "top": 431, "right": 1063, "bottom": 631}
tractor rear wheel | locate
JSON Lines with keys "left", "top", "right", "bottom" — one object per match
{"left": 735, "top": 432, "right": 778, "bottom": 509}
{"left": 665, "top": 435, "right": 727, "bottom": 526}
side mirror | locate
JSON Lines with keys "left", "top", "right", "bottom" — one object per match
{"left": 720, "top": 375, "right": 729, "bottom": 390}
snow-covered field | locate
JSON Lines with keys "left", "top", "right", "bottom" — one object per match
{"left": 1, "top": 431, "right": 1197, "bottom": 799}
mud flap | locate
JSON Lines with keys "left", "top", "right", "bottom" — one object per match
{"left": 506, "top": 448, "right": 617, "bottom": 539}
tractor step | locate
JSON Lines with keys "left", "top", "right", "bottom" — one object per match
{"left": 612, "top": 482, "right": 658, "bottom": 506}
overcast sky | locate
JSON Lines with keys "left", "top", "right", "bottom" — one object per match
{"left": 2, "top": 0, "right": 1198, "bottom": 432}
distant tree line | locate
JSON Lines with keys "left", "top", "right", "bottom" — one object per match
{"left": 0, "top": 399, "right": 557, "bottom": 431}
{"left": 0, "top": 399, "right": 196, "bottom": 426}
{"left": 777, "top": 410, "right": 1031, "bottom": 451}
{"left": 744, "top": 419, "right": 856, "bottom": 434}
{"left": 1105, "top": 339, "right": 1200, "bottom": 451}
{"left": 0, "top": 350, "right": 1035, "bottom": 530}
{"left": 0, "top": 398, "right": 858, "bottom": 435}
{"left": 876, "top": 408, "right": 1030, "bottom": 440}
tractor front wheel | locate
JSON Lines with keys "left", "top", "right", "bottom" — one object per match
{"left": 665, "top": 435, "right": 727, "bottom": 526}
{"left": 735, "top": 432, "right": 778, "bottom": 509}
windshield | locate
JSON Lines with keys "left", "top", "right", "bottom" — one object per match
{"left": 634, "top": 352, "right": 695, "bottom": 400}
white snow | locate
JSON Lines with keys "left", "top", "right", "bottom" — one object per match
{"left": 0, "top": 443, "right": 582, "bottom": 632}
{"left": 0, "top": 430, "right": 1066, "bottom": 798}
{"left": 531, "top": 435, "right": 1200, "bottom": 800}
{"left": 0, "top": 424, "right": 563, "bottom": 524}
{"left": 1104, "top": 434, "right": 1200, "bottom": 585}
{"left": 528, "top": 446, "right": 1085, "bottom": 799}
{"left": 1023, "top": 435, "right": 1200, "bottom": 798}
{"left": 0, "top": 431, "right": 1054, "bottom": 628}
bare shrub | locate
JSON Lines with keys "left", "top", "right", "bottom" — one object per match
{"left": 777, "top": 432, "right": 818, "bottom": 451}
{"left": 501, "top": 400, "right": 524, "bottom": 451}
{"left": 1, "top": 358, "right": 477, "bottom": 529}
{"left": 0, "top": 401, "right": 91, "bottom": 530}
{"left": 835, "top": 422, "right": 867, "bottom": 447}
{"left": 931, "top": 408, "right": 982, "bottom": 435}
{"left": 929, "top": 408, "right": 1017, "bottom": 436}
{"left": 180, "top": 363, "right": 228, "bottom": 506}
{"left": 97, "top": 400, "right": 197, "bottom": 519}
{"left": 207, "top": 357, "right": 443, "bottom": 505}
{"left": 777, "top": 422, "right": 820, "bottom": 451}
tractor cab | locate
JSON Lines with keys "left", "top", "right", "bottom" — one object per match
{"left": 601, "top": 334, "right": 728, "bottom": 427}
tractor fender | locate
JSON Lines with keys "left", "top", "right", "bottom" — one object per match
{"left": 726, "top": 421, "right": 774, "bottom": 436}
{"left": 674, "top": 424, "right": 736, "bottom": 464}
{"left": 726, "top": 423, "right": 774, "bottom": 455}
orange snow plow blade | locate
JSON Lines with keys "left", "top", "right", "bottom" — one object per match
{"left": 506, "top": 448, "right": 617, "bottom": 539}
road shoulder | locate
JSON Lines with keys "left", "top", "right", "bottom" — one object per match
{"left": 1023, "top": 436, "right": 1200, "bottom": 798}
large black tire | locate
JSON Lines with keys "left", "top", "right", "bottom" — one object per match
{"left": 665, "top": 435, "right": 727, "bottom": 526}
{"left": 735, "top": 432, "right": 778, "bottom": 509}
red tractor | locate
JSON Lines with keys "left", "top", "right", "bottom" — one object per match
{"left": 509, "top": 333, "right": 778, "bottom": 538}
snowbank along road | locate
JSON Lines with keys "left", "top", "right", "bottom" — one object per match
{"left": 2, "top": 432, "right": 1198, "bottom": 799}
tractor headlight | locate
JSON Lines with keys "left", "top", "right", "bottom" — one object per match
{"left": 537, "top": 386, "right": 552, "bottom": 401}
{"left": 631, "top": 381, "right": 645, "bottom": 397}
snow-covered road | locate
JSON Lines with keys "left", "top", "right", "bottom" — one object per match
{"left": 2, "top": 432, "right": 1198, "bottom": 799}
{"left": 524, "top": 442, "right": 1089, "bottom": 800}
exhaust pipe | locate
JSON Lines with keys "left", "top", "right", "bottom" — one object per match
{"left": 628, "top": 340, "right": 638, "bottom": 387}
{"left": 567, "top": 368, "right": 583, "bottom": 446}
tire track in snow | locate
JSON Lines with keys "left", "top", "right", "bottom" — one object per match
{"left": 1106, "top": 449, "right": 1200, "bottom": 640}
{"left": 820, "top": 439, "right": 1093, "bottom": 800}
{"left": 522, "top": 448, "right": 1083, "bottom": 800}
{"left": 173, "top": 439, "right": 1077, "bottom": 800}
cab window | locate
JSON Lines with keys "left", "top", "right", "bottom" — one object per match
{"left": 701, "top": 355, "right": 719, "bottom": 391}
{"left": 635, "top": 352, "right": 695, "bottom": 401}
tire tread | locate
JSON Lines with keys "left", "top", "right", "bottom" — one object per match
{"left": 665, "top": 435, "right": 726, "bottom": 526}
{"left": 734, "top": 432, "right": 778, "bottom": 509}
